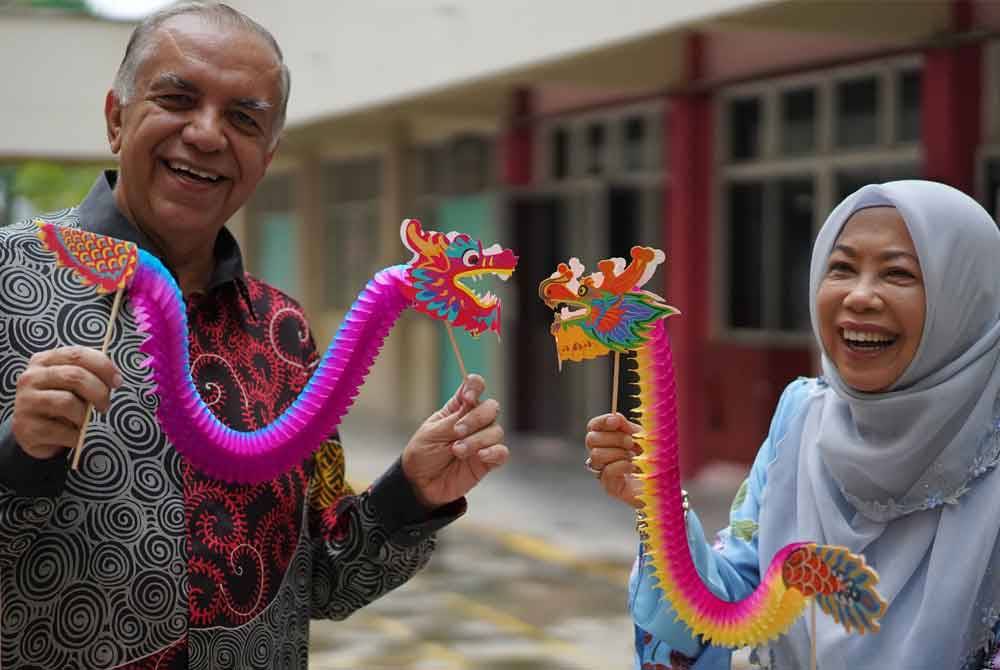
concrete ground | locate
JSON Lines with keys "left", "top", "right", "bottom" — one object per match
{"left": 307, "top": 414, "right": 752, "bottom": 669}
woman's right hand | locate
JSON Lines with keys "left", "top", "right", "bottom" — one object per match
{"left": 585, "top": 412, "right": 644, "bottom": 509}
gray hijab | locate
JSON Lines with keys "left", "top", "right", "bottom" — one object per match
{"left": 756, "top": 181, "right": 1000, "bottom": 669}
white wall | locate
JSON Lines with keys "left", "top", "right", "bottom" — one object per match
{"left": 229, "top": 0, "right": 761, "bottom": 126}
{"left": 2, "top": 14, "right": 133, "bottom": 160}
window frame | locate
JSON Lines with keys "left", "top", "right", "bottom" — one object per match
{"left": 715, "top": 55, "right": 924, "bottom": 345}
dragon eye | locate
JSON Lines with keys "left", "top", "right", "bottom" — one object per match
{"left": 578, "top": 285, "right": 588, "bottom": 297}
{"left": 462, "top": 250, "right": 481, "bottom": 266}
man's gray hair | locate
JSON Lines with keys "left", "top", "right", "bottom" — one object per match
{"left": 111, "top": 1, "right": 291, "bottom": 146}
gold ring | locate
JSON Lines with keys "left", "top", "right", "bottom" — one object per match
{"left": 584, "top": 456, "right": 602, "bottom": 478}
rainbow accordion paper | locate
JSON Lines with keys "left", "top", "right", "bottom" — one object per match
{"left": 633, "top": 321, "right": 887, "bottom": 647}
{"left": 33, "top": 219, "right": 516, "bottom": 485}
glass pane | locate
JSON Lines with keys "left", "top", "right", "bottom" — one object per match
{"left": 325, "top": 206, "right": 376, "bottom": 309}
{"left": 780, "top": 87, "right": 816, "bottom": 155}
{"left": 897, "top": 69, "right": 922, "bottom": 143}
{"left": 623, "top": 116, "right": 646, "bottom": 171}
{"left": 729, "top": 97, "right": 761, "bottom": 161}
{"left": 727, "top": 182, "right": 764, "bottom": 329}
{"left": 836, "top": 76, "right": 879, "bottom": 148}
{"left": 551, "top": 127, "right": 570, "bottom": 180}
{"left": 778, "top": 179, "right": 815, "bottom": 331}
{"left": 586, "top": 123, "right": 606, "bottom": 175}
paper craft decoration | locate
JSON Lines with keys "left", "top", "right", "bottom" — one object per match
{"left": 33, "top": 218, "right": 517, "bottom": 484}
{"left": 538, "top": 247, "right": 888, "bottom": 648}
{"left": 37, "top": 221, "right": 138, "bottom": 293}
{"left": 538, "top": 247, "right": 676, "bottom": 368}
{"left": 400, "top": 218, "right": 517, "bottom": 338}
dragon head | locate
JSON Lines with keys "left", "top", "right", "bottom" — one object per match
{"left": 401, "top": 218, "right": 518, "bottom": 337}
{"left": 539, "top": 246, "right": 677, "bottom": 358}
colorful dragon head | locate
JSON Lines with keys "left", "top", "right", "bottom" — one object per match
{"left": 400, "top": 218, "right": 518, "bottom": 337}
{"left": 539, "top": 246, "right": 677, "bottom": 362}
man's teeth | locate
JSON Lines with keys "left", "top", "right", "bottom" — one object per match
{"left": 842, "top": 329, "right": 895, "bottom": 344}
{"left": 168, "top": 161, "right": 221, "bottom": 182}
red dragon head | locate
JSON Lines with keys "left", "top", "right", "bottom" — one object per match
{"left": 400, "top": 218, "right": 518, "bottom": 338}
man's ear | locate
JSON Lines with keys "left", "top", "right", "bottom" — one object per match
{"left": 105, "top": 89, "right": 124, "bottom": 154}
{"left": 264, "top": 137, "right": 280, "bottom": 169}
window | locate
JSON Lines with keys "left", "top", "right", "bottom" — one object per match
{"left": 729, "top": 97, "right": 762, "bottom": 161}
{"left": 719, "top": 57, "right": 922, "bottom": 337}
{"left": 585, "top": 122, "right": 607, "bottom": 175}
{"left": 323, "top": 158, "right": 381, "bottom": 310}
{"left": 836, "top": 76, "right": 880, "bottom": 148}
{"left": 897, "top": 69, "right": 922, "bottom": 143}
{"left": 551, "top": 127, "right": 570, "bottom": 180}
{"left": 623, "top": 116, "right": 647, "bottom": 172}
{"left": 780, "top": 87, "right": 816, "bottom": 155}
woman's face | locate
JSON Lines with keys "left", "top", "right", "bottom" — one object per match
{"left": 816, "top": 206, "right": 926, "bottom": 392}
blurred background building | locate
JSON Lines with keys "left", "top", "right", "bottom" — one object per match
{"left": 2, "top": 0, "right": 995, "bottom": 476}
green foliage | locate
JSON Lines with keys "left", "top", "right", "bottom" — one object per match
{"left": 10, "top": 0, "right": 91, "bottom": 12}
{"left": 11, "top": 162, "right": 108, "bottom": 214}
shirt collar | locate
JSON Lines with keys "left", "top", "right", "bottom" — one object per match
{"left": 77, "top": 170, "right": 257, "bottom": 319}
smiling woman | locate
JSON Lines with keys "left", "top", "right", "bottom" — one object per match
{"left": 588, "top": 180, "right": 1000, "bottom": 669}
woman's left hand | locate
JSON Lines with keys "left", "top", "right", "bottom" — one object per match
{"left": 585, "top": 412, "right": 644, "bottom": 509}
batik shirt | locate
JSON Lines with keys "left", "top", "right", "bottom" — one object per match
{"left": 0, "top": 172, "right": 462, "bottom": 669}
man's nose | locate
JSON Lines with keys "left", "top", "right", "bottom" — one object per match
{"left": 182, "top": 108, "right": 227, "bottom": 153}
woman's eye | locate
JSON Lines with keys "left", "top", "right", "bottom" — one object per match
{"left": 827, "top": 261, "right": 853, "bottom": 275}
{"left": 886, "top": 267, "right": 916, "bottom": 280}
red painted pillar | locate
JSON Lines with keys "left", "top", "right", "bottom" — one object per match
{"left": 501, "top": 87, "right": 534, "bottom": 187}
{"left": 666, "top": 34, "right": 712, "bottom": 478}
{"left": 922, "top": 0, "right": 980, "bottom": 193}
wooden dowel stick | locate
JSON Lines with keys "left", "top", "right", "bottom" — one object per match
{"left": 446, "top": 324, "right": 469, "bottom": 381}
{"left": 71, "top": 287, "right": 124, "bottom": 471}
{"left": 611, "top": 351, "right": 621, "bottom": 415}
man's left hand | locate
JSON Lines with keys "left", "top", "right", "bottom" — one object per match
{"left": 401, "top": 374, "right": 508, "bottom": 509}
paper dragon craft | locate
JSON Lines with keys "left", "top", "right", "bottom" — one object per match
{"left": 34, "top": 217, "right": 517, "bottom": 484}
{"left": 539, "top": 246, "right": 887, "bottom": 647}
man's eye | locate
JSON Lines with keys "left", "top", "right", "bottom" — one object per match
{"left": 232, "top": 111, "right": 259, "bottom": 128}
{"left": 159, "top": 95, "right": 192, "bottom": 107}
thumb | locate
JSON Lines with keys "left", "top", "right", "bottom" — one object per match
{"left": 424, "top": 402, "right": 465, "bottom": 440}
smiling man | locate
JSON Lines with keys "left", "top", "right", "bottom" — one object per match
{"left": 0, "top": 3, "right": 508, "bottom": 669}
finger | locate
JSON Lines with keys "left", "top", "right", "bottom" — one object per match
{"left": 585, "top": 429, "right": 635, "bottom": 453}
{"left": 475, "top": 444, "right": 509, "bottom": 467}
{"left": 33, "top": 389, "right": 90, "bottom": 427}
{"left": 454, "top": 399, "right": 499, "bottom": 438}
{"left": 31, "top": 346, "right": 123, "bottom": 392}
{"left": 452, "top": 424, "right": 505, "bottom": 460}
{"left": 601, "top": 460, "right": 639, "bottom": 502}
{"left": 436, "top": 374, "right": 486, "bottom": 419}
{"left": 586, "top": 412, "right": 641, "bottom": 434}
{"left": 31, "top": 366, "right": 113, "bottom": 413}
{"left": 15, "top": 415, "right": 80, "bottom": 452}
{"left": 587, "top": 446, "right": 634, "bottom": 469}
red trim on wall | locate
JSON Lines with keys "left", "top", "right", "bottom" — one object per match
{"left": 922, "top": 42, "right": 981, "bottom": 194}
{"left": 501, "top": 87, "right": 534, "bottom": 187}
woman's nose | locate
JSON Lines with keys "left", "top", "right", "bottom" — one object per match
{"left": 842, "top": 276, "right": 883, "bottom": 312}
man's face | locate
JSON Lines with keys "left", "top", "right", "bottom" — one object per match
{"left": 106, "top": 14, "right": 281, "bottom": 246}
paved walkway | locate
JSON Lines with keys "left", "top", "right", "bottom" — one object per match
{"left": 308, "top": 413, "right": 752, "bottom": 669}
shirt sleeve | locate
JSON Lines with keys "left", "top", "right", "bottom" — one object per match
{"left": 307, "top": 437, "right": 465, "bottom": 620}
{"left": 628, "top": 378, "right": 813, "bottom": 666}
{"left": 0, "top": 419, "right": 67, "bottom": 569}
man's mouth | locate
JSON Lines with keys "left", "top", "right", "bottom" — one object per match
{"left": 840, "top": 327, "right": 898, "bottom": 352}
{"left": 164, "top": 160, "right": 225, "bottom": 185}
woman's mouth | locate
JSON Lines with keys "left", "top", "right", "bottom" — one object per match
{"left": 840, "top": 327, "right": 898, "bottom": 353}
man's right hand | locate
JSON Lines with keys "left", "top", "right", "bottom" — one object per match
{"left": 12, "top": 346, "right": 122, "bottom": 460}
